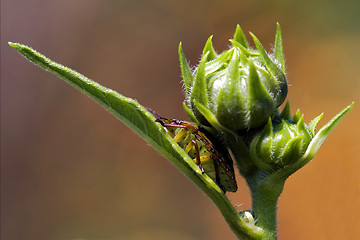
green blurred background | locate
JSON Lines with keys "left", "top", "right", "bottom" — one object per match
{"left": 2, "top": 0, "right": 359, "bottom": 239}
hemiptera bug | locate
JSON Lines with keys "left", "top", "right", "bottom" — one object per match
{"left": 148, "top": 109, "right": 237, "bottom": 193}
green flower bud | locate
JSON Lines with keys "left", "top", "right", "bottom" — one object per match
{"left": 249, "top": 102, "right": 354, "bottom": 173}
{"left": 179, "top": 23, "right": 287, "bottom": 131}
{"left": 250, "top": 113, "right": 312, "bottom": 170}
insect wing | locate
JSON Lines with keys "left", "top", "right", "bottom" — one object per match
{"left": 196, "top": 135, "right": 237, "bottom": 192}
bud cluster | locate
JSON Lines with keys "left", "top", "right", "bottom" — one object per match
{"left": 179, "top": 24, "right": 353, "bottom": 175}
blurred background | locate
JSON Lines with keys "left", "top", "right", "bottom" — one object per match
{"left": 2, "top": 0, "right": 359, "bottom": 239}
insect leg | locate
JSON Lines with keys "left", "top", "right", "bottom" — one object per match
{"left": 191, "top": 140, "right": 205, "bottom": 174}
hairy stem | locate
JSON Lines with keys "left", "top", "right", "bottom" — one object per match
{"left": 247, "top": 171, "right": 285, "bottom": 240}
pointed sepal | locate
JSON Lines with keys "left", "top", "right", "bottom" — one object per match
{"left": 308, "top": 113, "right": 324, "bottom": 137}
{"left": 248, "top": 61, "right": 275, "bottom": 127}
{"left": 190, "top": 51, "right": 210, "bottom": 124}
{"left": 297, "top": 115, "right": 312, "bottom": 146}
{"left": 257, "top": 118, "right": 274, "bottom": 162}
{"left": 178, "top": 42, "right": 193, "bottom": 96}
{"left": 230, "top": 40, "right": 260, "bottom": 56}
{"left": 292, "top": 109, "right": 301, "bottom": 123}
{"left": 274, "top": 23, "right": 286, "bottom": 74}
{"left": 216, "top": 49, "right": 245, "bottom": 130}
{"left": 202, "top": 36, "right": 217, "bottom": 61}
{"left": 280, "top": 136, "right": 304, "bottom": 165}
{"left": 250, "top": 32, "right": 287, "bottom": 106}
{"left": 280, "top": 101, "right": 291, "bottom": 120}
{"left": 301, "top": 102, "right": 354, "bottom": 164}
{"left": 233, "top": 24, "right": 249, "bottom": 48}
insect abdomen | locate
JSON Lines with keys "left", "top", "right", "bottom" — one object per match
{"left": 172, "top": 127, "right": 237, "bottom": 192}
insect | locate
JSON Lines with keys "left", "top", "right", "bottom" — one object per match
{"left": 148, "top": 109, "right": 237, "bottom": 193}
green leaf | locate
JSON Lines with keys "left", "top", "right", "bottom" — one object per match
{"left": 8, "top": 42, "right": 201, "bottom": 180}
{"left": 9, "top": 42, "right": 263, "bottom": 240}
{"left": 9, "top": 41, "right": 220, "bottom": 189}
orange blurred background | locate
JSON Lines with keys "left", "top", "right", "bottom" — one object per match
{"left": 2, "top": 1, "right": 359, "bottom": 239}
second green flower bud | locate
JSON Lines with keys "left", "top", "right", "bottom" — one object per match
{"left": 179, "top": 23, "right": 287, "bottom": 131}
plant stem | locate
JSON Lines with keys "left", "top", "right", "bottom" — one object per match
{"left": 247, "top": 171, "right": 286, "bottom": 240}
